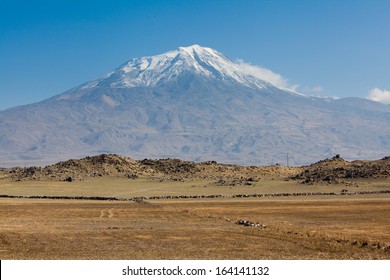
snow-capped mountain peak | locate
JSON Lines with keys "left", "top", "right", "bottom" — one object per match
{"left": 1, "top": 45, "right": 390, "bottom": 168}
{"left": 81, "top": 45, "right": 270, "bottom": 90}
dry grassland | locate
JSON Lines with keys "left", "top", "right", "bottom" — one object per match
{"left": 0, "top": 194, "right": 389, "bottom": 259}
{"left": 0, "top": 176, "right": 389, "bottom": 198}
{"left": 1, "top": 155, "right": 389, "bottom": 260}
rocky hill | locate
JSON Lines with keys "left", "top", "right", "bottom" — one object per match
{"left": 1, "top": 154, "right": 302, "bottom": 182}
{"left": 2, "top": 153, "right": 389, "bottom": 184}
{"left": 3, "top": 154, "right": 157, "bottom": 182}
{"left": 291, "top": 155, "right": 390, "bottom": 184}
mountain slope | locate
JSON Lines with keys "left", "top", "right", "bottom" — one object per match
{"left": 1, "top": 45, "right": 390, "bottom": 167}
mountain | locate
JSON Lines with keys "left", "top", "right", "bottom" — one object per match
{"left": 1, "top": 45, "right": 390, "bottom": 167}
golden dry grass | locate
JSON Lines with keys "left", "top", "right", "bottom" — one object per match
{"left": 0, "top": 194, "right": 389, "bottom": 260}
{"left": 1, "top": 176, "right": 389, "bottom": 198}
{"left": 1, "top": 155, "right": 389, "bottom": 260}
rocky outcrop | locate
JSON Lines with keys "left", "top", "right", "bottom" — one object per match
{"left": 291, "top": 155, "right": 390, "bottom": 184}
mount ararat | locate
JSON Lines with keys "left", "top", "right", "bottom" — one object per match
{"left": 1, "top": 45, "right": 389, "bottom": 167}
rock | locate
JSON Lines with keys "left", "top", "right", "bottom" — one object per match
{"left": 64, "top": 176, "right": 73, "bottom": 182}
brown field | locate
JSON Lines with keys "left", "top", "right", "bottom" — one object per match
{"left": 1, "top": 175, "right": 389, "bottom": 198}
{"left": 0, "top": 177, "right": 389, "bottom": 259}
{"left": 1, "top": 155, "right": 390, "bottom": 259}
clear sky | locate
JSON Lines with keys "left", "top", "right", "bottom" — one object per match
{"left": 1, "top": 0, "right": 389, "bottom": 110}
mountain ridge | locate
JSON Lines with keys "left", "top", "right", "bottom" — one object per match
{"left": 1, "top": 153, "right": 389, "bottom": 185}
{"left": 61, "top": 44, "right": 277, "bottom": 95}
{"left": 1, "top": 45, "right": 390, "bottom": 167}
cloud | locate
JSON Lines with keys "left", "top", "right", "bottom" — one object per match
{"left": 300, "top": 85, "right": 325, "bottom": 96}
{"left": 307, "top": 86, "right": 324, "bottom": 94}
{"left": 367, "top": 88, "right": 390, "bottom": 104}
{"left": 237, "top": 59, "right": 298, "bottom": 91}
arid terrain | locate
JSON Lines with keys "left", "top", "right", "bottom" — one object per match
{"left": 0, "top": 154, "right": 389, "bottom": 259}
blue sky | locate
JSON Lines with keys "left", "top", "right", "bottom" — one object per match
{"left": 1, "top": 0, "right": 389, "bottom": 110}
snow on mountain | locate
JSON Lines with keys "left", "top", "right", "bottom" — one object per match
{"left": 79, "top": 44, "right": 271, "bottom": 90}
{"left": 1, "top": 45, "right": 390, "bottom": 167}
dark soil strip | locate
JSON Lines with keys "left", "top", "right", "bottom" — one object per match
{"left": 0, "top": 190, "right": 389, "bottom": 202}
